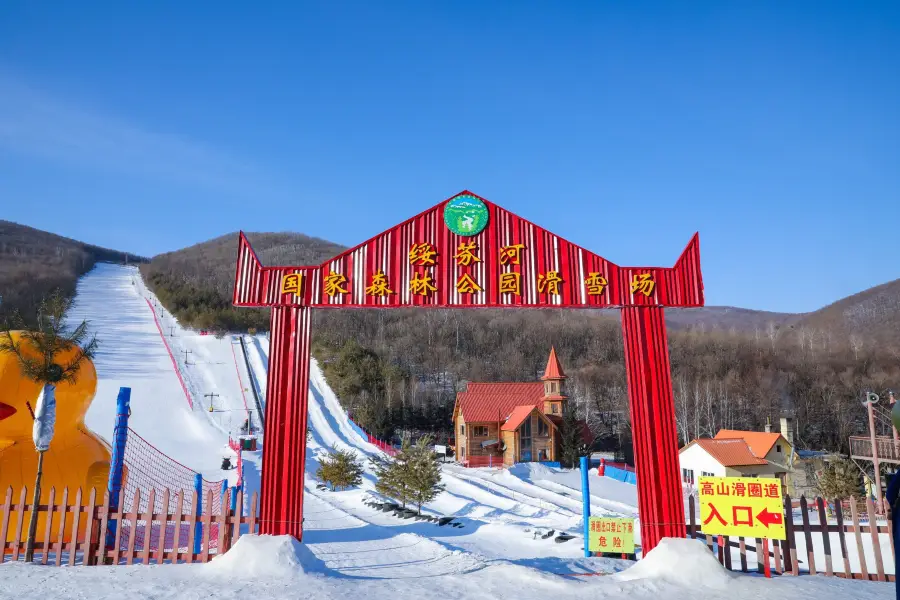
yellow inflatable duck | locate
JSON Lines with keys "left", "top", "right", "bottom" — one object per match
{"left": 0, "top": 331, "right": 112, "bottom": 545}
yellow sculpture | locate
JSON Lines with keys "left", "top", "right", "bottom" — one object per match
{"left": 0, "top": 332, "right": 112, "bottom": 545}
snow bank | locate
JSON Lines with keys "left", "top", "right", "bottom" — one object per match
{"left": 614, "top": 537, "right": 733, "bottom": 588}
{"left": 205, "top": 535, "right": 307, "bottom": 578}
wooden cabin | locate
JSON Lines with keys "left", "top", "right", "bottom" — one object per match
{"left": 452, "top": 347, "right": 571, "bottom": 466}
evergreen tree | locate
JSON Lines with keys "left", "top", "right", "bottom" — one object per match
{"left": 370, "top": 436, "right": 444, "bottom": 513}
{"left": 404, "top": 435, "right": 445, "bottom": 514}
{"left": 816, "top": 456, "right": 862, "bottom": 501}
{"left": 371, "top": 450, "right": 409, "bottom": 507}
{"left": 316, "top": 446, "right": 364, "bottom": 491}
{"left": 559, "top": 403, "right": 585, "bottom": 469}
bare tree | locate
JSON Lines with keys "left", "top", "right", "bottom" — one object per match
{"left": 849, "top": 334, "right": 864, "bottom": 361}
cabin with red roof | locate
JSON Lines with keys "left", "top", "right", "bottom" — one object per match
{"left": 452, "top": 348, "right": 570, "bottom": 466}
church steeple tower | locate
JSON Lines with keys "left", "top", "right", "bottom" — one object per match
{"left": 541, "top": 347, "right": 567, "bottom": 416}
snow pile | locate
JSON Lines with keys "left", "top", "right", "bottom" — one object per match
{"left": 205, "top": 535, "right": 307, "bottom": 578}
{"left": 614, "top": 537, "right": 733, "bottom": 588}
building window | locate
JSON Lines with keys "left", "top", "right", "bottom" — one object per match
{"left": 538, "top": 418, "right": 549, "bottom": 437}
{"left": 701, "top": 471, "right": 714, "bottom": 477}
{"left": 550, "top": 403, "right": 559, "bottom": 414}
{"left": 682, "top": 468, "right": 694, "bottom": 484}
{"left": 473, "top": 426, "right": 488, "bottom": 437}
{"left": 460, "top": 424, "right": 465, "bottom": 436}
{"left": 776, "top": 444, "right": 782, "bottom": 453}
{"left": 519, "top": 418, "right": 532, "bottom": 461}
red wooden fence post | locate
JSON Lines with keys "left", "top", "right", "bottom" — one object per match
{"left": 621, "top": 306, "right": 684, "bottom": 553}
{"left": 259, "top": 306, "right": 311, "bottom": 540}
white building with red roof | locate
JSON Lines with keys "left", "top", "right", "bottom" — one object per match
{"left": 679, "top": 419, "right": 798, "bottom": 492}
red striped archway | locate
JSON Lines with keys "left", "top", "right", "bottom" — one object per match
{"left": 233, "top": 190, "right": 704, "bottom": 552}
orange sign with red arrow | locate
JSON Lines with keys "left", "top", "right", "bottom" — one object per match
{"left": 698, "top": 476, "right": 786, "bottom": 540}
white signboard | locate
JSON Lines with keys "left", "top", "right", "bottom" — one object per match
{"left": 434, "top": 445, "right": 447, "bottom": 455}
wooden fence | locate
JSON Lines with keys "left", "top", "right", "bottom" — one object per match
{"left": 687, "top": 493, "right": 895, "bottom": 582}
{"left": 1, "top": 486, "right": 259, "bottom": 566}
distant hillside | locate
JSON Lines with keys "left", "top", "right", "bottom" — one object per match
{"left": 793, "top": 278, "right": 900, "bottom": 347}
{"left": 0, "top": 221, "right": 144, "bottom": 327}
{"left": 139, "top": 232, "right": 347, "bottom": 331}
{"left": 664, "top": 306, "right": 798, "bottom": 333}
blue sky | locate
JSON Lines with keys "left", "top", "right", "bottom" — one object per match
{"left": 1, "top": 2, "right": 898, "bottom": 313}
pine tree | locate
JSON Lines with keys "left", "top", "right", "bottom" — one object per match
{"left": 404, "top": 435, "right": 445, "bottom": 514}
{"left": 316, "top": 446, "right": 364, "bottom": 491}
{"left": 370, "top": 436, "right": 444, "bottom": 513}
{"left": 371, "top": 450, "right": 409, "bottom": 507}
{"left": 559, "top": 403, "right": 584, "bottom": 469}
{"left": 816, "top": 456, "right": 862, "bottom": 501}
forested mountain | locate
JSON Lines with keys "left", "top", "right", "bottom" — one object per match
{"left": 138, "top": 230, "right": 900, "bottom": 459}
{"left": 139, "top": 232, "right": 346, "bottom": 331}
{"left": 0, "top": 221, "right": 144, "bottom": 327}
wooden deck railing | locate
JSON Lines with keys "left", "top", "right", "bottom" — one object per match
{"left": 849, "top": 435, "right": 900, "bottom": 463}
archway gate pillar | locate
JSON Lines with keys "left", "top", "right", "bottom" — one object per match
{"left": 233, "top": 191, "right": 704, "bottom": 552}
{"left": 621, "top": 306, "right": 684, "bottom": 551}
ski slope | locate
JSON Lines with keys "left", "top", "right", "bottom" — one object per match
{"left": 68, "top": 263, "right": 254, "bottom": 484}
{"left": 70, "top": 262, "right": 633, "bottom": 576}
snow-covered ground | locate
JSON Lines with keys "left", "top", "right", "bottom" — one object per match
{"left": 11, "top": 261, "right": 889, "bottom": 599}
{"left": 1, "top": 536, "right": 893, "bottom": 600}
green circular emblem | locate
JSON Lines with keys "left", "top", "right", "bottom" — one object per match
{"left": 444, "top": 194, "right": 489, "bottom": 237}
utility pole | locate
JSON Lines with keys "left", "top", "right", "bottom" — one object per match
{"left": 204, "top": 392, "right": 220, "bottom": 413}
{"left": 182, "top": 349, "right": 193, "bottom": 366}
{"left": 865, "top": 392, "right": 884, "bottom": 513}
{"left": 890, "top": 391, "right": 899, "bottom": 461}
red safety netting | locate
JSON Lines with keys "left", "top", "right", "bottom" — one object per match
{"left": 366, "top": 432, "right": 398, "bottom": 456}
{"left": 347, "top": 413, "right": 398, "bottom": 457}
{"left": 118, "top": 427, "right": 227, "bottom": 552}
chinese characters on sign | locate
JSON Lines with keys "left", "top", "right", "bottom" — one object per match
{"left": 630, "top": 273, "right": 655, "bottom": 297}
{"left": 454, "top": 242, "right": 483, "bottom": 294}
{"left": 410, "top": 241, "right": 438, "bottom": 296}
{"left": 499, "top": 271, "right": 521, "bottom": 295}
{"left": 281, "top": 273, "right": 303, "bottom": 295}
{"left": 365, "top": 270, "right": 394, "bottom": 297}
{"left": 697, "top": 476, "right": 786, "bottom": 540}
{"left": 537, "top": 271, "right": 563, "bottom": 296}
{"left": 454, "top": 241, "right": 481, "bottom": 266}
{"left": 324, "top": 271, "right": 348, "bottom": 296}
{"left": 456, "top": 273, "right": 483, "bottom": 294}
{"left": 409, "top": 242, "right": 437, "bottom": 266}
{"left": 499, "top": 243, "right": 524, "bottom": 265}
{"left": 584, "top": 272, "right": 608, "bottom": 296}
{"left": 409, "top": 271, "right": 437, "bottom": 296}
{"left": 313, "top": 233, "right": 629, "bottom": 302}
{"left": 499, "top": 243, "right": 524, "bottom": 296}
{"left": 587, "top": 517, "right": 635, "bottom": 554}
